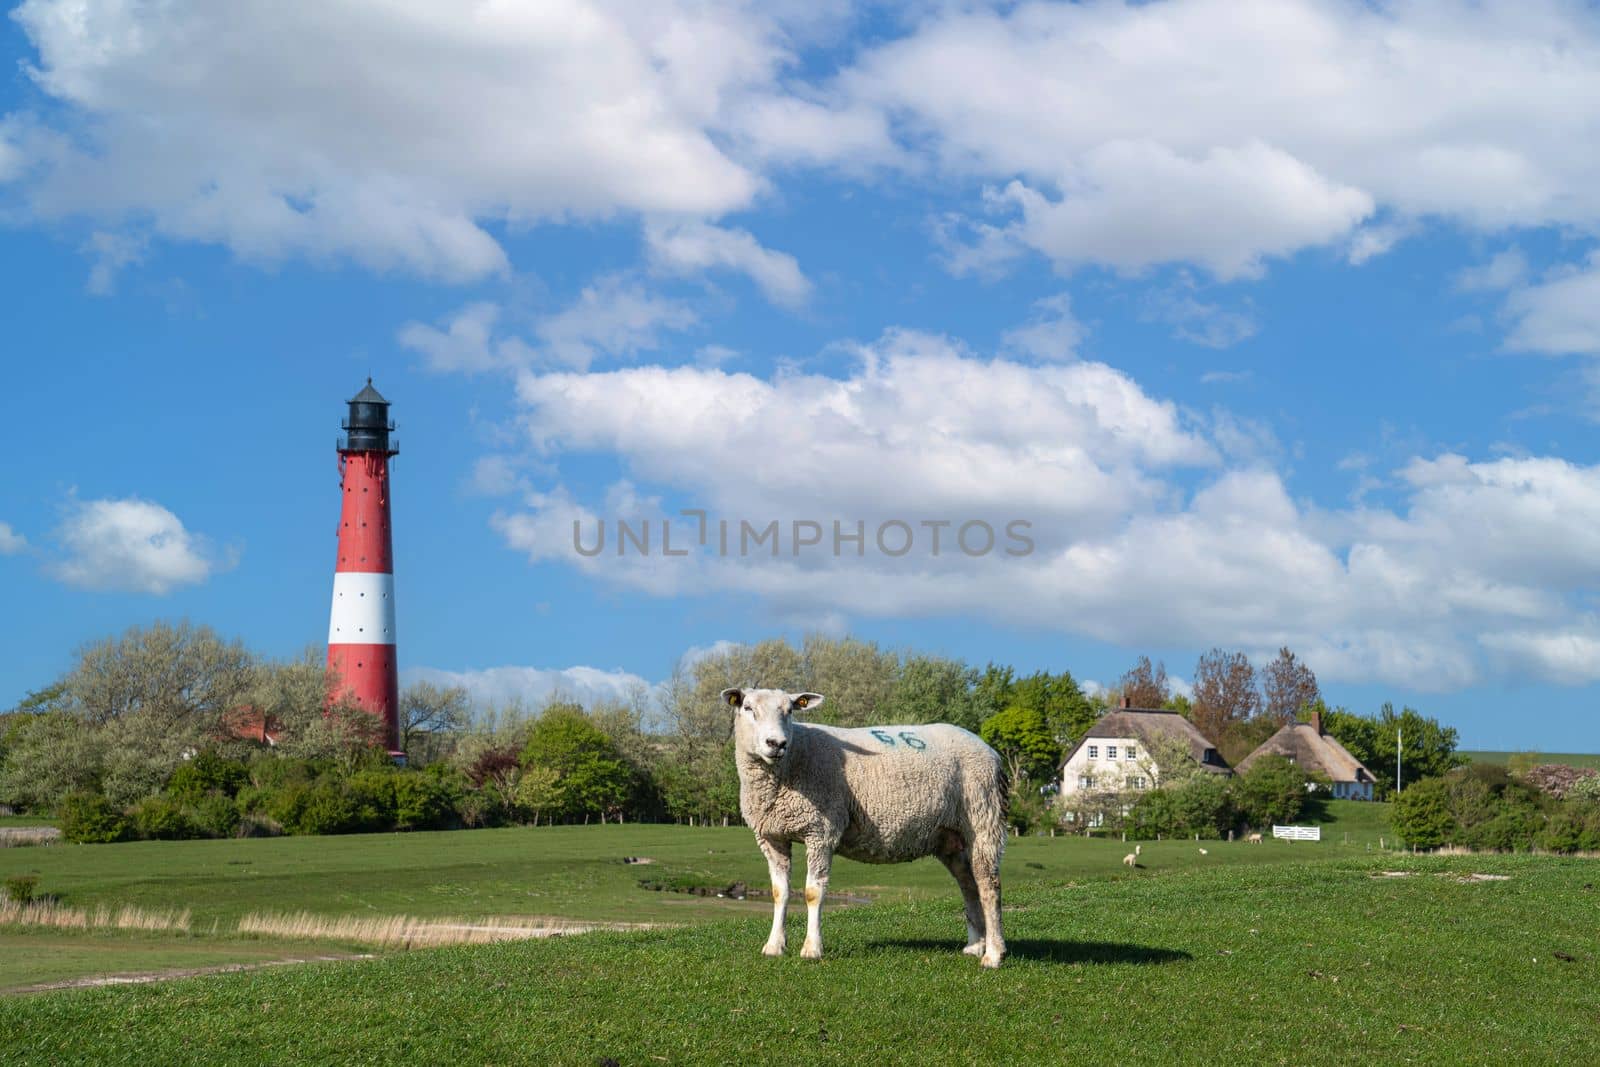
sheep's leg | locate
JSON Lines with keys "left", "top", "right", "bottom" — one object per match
{"left": 970, "top": 839, "right": 1007, "bottom": 969}
{"left": 937, "top": 849, "right": 986, "bottom": 957}
{"left": 800, "top": 841, "right": 833, "bottom": 960}
{"left": 757, "top": 836, "right": 791, "bottom": 957}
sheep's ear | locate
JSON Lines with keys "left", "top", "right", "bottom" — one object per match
{"left": 790, "top": 692, "right": 824, "bottom": 711}
{"left": 721, "top": 688, "right": 744, "bottom": 709}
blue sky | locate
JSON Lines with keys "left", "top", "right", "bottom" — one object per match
{"left": 3, "top": 0, "right": 1599, "bottom": 749}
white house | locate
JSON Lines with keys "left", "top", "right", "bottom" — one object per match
{"left": 1059, "top": 702, "right": 1232, "bottom": 801}
{"left": 1236, "top": 710, "right": 1377, "bottom": 800}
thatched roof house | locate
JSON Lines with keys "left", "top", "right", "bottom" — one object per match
{"left": 1236, "top": 710, "right": 1376, "bottom": 800}
{"left": 1060, "top": 701, "right": 1230, "bottom": 798}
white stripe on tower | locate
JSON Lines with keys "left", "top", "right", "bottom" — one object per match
{"left": 327, "top": 572, "right": 397, "bottom": 645}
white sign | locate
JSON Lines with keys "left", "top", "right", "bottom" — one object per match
{"left": 1272, "top": 825, "right": 1321, "bottom": 841}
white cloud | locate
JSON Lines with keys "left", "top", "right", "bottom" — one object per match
{"left": 645, "top": 220, "right": 812, "bottom": 308}
{"left": 511, "top": 328, "right": 1215, "bottom": 538}
{"left": 841, "top": 0, "right": 1600, "bottom": 277}
{"left": 5, "top": 0, "right": 797, "bottom": 279}
{"left": 1480, "top": 625, "right": 1600, "bottom": 686}
{"left": 1142, "top": 277, "right": 1258, "bottom": 349}
{"left": 1456, "top": 248, "right": 1530, "bottom": 293}
{"left": 51, "top": 497, "right": 225, "bottom": 594}
{"left": 488, "top": 330, "right": 1600, "bottom": 691}
{"left": 1345, "top": 219, "right": 1416, "bottom": 266}
{"left": 1502, "top": 253, "right": 1600, "bottom": 355}
{"left": 399, "top": 276, "right": 696, "bottom": 374}
{"left": 82, "top": 230, "right": 145, "bottom": 295}
{"left": 0, "top": 521, "right": 27, "bottom": 555}
{"left": 534, "top": 275, "right": 698, "bottom": 369}
{"left": 402, "top": 663, "right": 651, "bottom": 711}
{"left": 980, "top": 142, "right": 1373, "bottom": 280}
{"left": 396, "top": 302, "right": 522, "bottom": 374}
{"left": 1001, "top": 292, "right": 1084, "bottom": 362}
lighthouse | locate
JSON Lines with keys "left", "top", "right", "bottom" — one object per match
{"left": 327, "top": 378, "right": 402, "bottom": 757}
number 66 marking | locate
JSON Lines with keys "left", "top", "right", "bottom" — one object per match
{"left": 870, "top": 729, "right": 926, "bottom": 751}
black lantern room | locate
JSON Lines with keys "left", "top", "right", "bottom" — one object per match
{"left": 340, "top": 378, "right": 398, "bottom": 454}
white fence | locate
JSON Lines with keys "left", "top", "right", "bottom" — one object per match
{"left": 1272, "top": 825, "right": 1322, "bottom": 841}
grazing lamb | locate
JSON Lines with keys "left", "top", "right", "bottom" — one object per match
{"left": 1122, "top": 844, "right": 1142, "bottom": 868}
{"left": 724, "top": 687, "right": 1009, "bottom": 969}
{"left": 1247, "top": 832, "right": 1263, "bottom": 844}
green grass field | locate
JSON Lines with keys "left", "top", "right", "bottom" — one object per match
{"left": 3, "top": 853, "right": 1595, "bottom": 1065}
{"left": 1462, "top": 750, "right": 1600, "bottom": 769}
{"left": 0, "top": 801, "right": 1393, "bottom": 995}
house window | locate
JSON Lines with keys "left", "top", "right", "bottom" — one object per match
{"left": 1107, "top": 745, "right": 1118, "bottom": 759}
{"left": 1078, "top": 775, "right": 1096, "bottom": 790}
{"left": 1132, "top": 776, "right": 1146, "bottom": 789}
{"left": 1126, "top": 745, "right": 1137, "bottom": 760}
{"left": 1087, "top": 745, "right": 1098, "bottom": 759}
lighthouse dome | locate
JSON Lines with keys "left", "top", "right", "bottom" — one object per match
{"left": 341, "top": 378, "right": 396, "bottom": 453}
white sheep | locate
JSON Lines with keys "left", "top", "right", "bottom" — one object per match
{"left": 1122, "top": 844, "right": 1142, "bottom": 868}
{"left": 1247, "top": 832, "right": 1263, "bottom": 844}
{"left": 724, "top": 687, "right": 1009, "bottom": 969}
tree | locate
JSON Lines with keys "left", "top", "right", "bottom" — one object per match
{"left": 883, "top": 655, "right": 982, "bottom": 731}
{"left": 799, "top": 635, "right": 898, "bottom": 726}
{"left": 520, "top": 705, "right": 633, "bottom": 822}
{"left": 61, "top": 621, "right": 256, "bottom": 731}
{"left": 1233, "top": 755, "right": 1308, "bottom": 827}
{"left": 399, "top": 682, "right": 469, "bottom": 765}
{"left": 979, "top": 705, "right": 1061, "bottom": 787}
{"left": 971, "top": 663, "right": 1016, "bottom": 724}
{"left": 1006, "top": 671, "right": 1098, "bottom": 747}
{"left": 515, "top": 764, "right": 563, "bottom": 826}
{"left": 1190, "top": 649, "right": 1260, "bottom": 746}
{"left": 1118, "top": 656, "right": 1170, "bottom": 709}
{"left": 1261, "top": 647, "right": 1320, "bottom": 725}
{"left": 1324, "top": 704, "right": 1463, "bottom": 799}
{"left": 0, "top": 711, "right": 109, "bottom": 812}
{"left": 1390, "top": 776, "right": 1457, "bottom": 849}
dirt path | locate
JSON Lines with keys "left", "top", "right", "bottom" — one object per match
{"left": 6, "top": 953, "right": 376, "bottom": 996}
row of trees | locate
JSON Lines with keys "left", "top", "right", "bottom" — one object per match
{"left": 1, "top": 620, "right": 1507, "bottom": 847}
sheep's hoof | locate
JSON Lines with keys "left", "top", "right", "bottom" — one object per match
{"left": 980, "top": 951, "right": 1004, "bottom": 969}
{"left": 800, "top": 941, "right": 823, "bottom": 960}
{"left": 962, "top": 941, "right": 985, "bottom": 957}
{"left": 761, "top": 941, "right": 785, "bottom": 957}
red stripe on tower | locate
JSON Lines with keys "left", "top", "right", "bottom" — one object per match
{"left": 327, "top": 378, "right": 402, "bottom": 757}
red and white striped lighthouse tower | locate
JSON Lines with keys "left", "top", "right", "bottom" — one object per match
{"left": 327, "top": 378, "right": 402, "bottom": 756}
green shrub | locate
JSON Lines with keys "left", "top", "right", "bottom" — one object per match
{"left": 290, "top": 782, "right": 360, "bottom": 835}
{"left": 1390, "top": 777, "right": 1457, "bottom": 849}
{"left": 190, "top": 794, "right": 242, "bottom": 838}
{"left": 131, "top": 795, "right": 198, "bottom": 840}
{"left": 345, "top": 772, "right": 399, "bottom": 832}
{"left": 264, "top": 782, "right": 314, "bottom": 832}
{"left": 58, "top": 792, "right": 128, "bottom": 844}
{"left": 1232, "top": 756, "right": 1308, "bottom": 828}
{"left": 167, "top": 752, "right": 249, "bottom": 804}
{"left": 392, "top": 773, "right": 458, "bottom": 830}
{"left": 4, "top": 874, "right": 40, "bottom": 904}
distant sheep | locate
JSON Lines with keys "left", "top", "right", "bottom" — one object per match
{"left": 724, "top": 687, "right": 1009, "bottom": 968}
{"left": 1122, "top": 844, "right": 1142, "bottom": 868}
{"left": 1247, "top": 832, "right": 1263, "bottom": 844}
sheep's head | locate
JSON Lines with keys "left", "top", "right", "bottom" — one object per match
{"left": 723, "top": 688, "right": 824, "bottom": 765}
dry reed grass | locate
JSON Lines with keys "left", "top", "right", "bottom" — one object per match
{"left": 0, "top": 899, "right": 191, "bottom": 932}
{"left": 0, "top": 827, "right": 61, "bottom": 847}
{"left": 236, "top": 911, "right": 652, "bottom": 949}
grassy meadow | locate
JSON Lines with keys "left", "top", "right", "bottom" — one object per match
{"left": 6, "top": 799, "right": 1596, "bottom": 1063}
{"left": 3, "top": 852, "right": 1595, "bottom": 1064}
{"left": 1462, "top": 750, "right": 1600, "bottom": 770}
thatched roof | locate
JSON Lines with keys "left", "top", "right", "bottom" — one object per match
{"left": 1236, "top": 720, "right": 1374, "bottom": 784}
{"left": 1063, "top": 708, "right": 1231, "bottom": 774}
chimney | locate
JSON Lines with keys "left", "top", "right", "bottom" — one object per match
{"left": 1119, "top": 694, "right": 1131, "bottom": 710}
{"left": 1311, "top": 709, "right": 1323, "bottom": 735}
